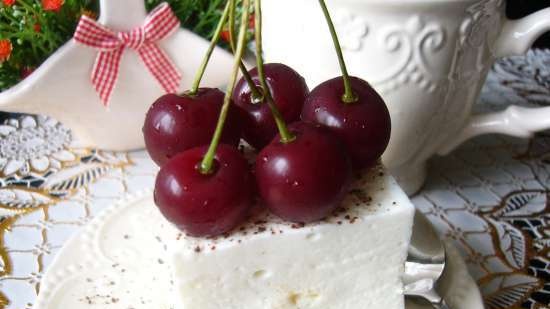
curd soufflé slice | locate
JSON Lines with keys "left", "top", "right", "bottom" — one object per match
{"left": 168, "top": 164, "right": 414, "bottom": 309}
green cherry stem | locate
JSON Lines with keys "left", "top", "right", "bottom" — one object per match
{"left": 318, "top": 0, "right": 358, "bottom": 104}
{"left": 188, "top": 0, "right": 232, "bottom": 95}
{"left": 228, "top": 0, "right": 237, "bottom": 51}
{"left": 254, "top": 0, "right": 295, "bottom": 143}
{"left": 228, "top": 0, "right": 263, "bottom": 102}
{"left": 199, "top": 0, "right": 251, "bottom": 174}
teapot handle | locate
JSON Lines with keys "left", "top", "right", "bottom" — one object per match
{"left": 494, "top": 8, "right": 550, "bottom": 58}
{"left": 437, "top": 8, "right": 550, "bottom": 156}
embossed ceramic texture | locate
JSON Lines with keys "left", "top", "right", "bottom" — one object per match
{"left": 0, "top": 0, "right": 234, "bottom": 151}
{"left": 33, "top": 192, "right": 483, "bottom": 309}
{"left": 262, "top": 0, "right": 550, "bottom": 194}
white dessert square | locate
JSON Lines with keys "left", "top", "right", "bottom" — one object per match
{"left": 171, "top": 165, "right": 414, "bottom": 309}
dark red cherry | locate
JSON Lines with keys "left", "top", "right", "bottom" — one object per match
{"left": 301, "top": 76, "right": 391, "bottom": 168}
{"left": 143, "top": 88, "right": 242, "bottom": 166}
{"left": 233, "top": 63, "right": 309, "bottom": 150}
{"left": 154, "top": 144, "right": 254, "bottom": 237}
{"left": 255, "top": 122, "right": 352, "bottom": 223}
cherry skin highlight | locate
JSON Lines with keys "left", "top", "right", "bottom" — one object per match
{"left": 154, "top": 144, "right": 254, "bottom": 237}
{"left": 233, "top": 63, "right": 309, "bottom": 150}
{"left": 301, "top": 76, "right": 391, "bottom": 168}
{"left": 255, "top": 122, "right": 352, "bottom": 223}
{"left": 143, "top": 88, "right": 242, "bottom": 166}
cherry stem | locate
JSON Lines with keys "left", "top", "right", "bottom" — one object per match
{"left": 254, "top": 0, "right": 295, "bottom": 143}
{"left": 228, "top": 0, "right": 263, "bottom": 102}
{"left": 318, "top": 0, "right": 358, "bottom": 104}
{"left": 200, "top": 0, "right": 251, "bottom": 174}
{"left": 189, "top": 0, "right": 232, "bottom": 95}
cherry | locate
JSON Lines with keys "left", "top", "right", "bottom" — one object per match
{"left": 152, "top": 0, "right": 254, "bottom": 237}
{"left": 301, "top": 76, "right": 391, "bottom": 168}
{"left": 143, "top": 88, "right": 242, "bottom": 166}
{"left": 154, "top": 144, "right": 254, "bottom": 237}
{"left": 233, "top": 63, "right": 309, "bottom": 149}
{"left": 255, "top": 122, "right": 352, "bottom": 223}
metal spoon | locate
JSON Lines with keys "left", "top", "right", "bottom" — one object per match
{"left": 403, "top": 211, "right": 450, "bottom": 309}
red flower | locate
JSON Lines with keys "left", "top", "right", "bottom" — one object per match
{"left": 221, "top": 29, "right": 231, "bottom": 43}
{"left": 249, "top": 13, "right": 255, "bottom": 30}
{"left": 34, "top": 22, "right": 41, "bottom": 33}
{"left": 21, "top": 67, "right": 35, "bottom": 79}
{"left": 3, "top": 0, "right": 16, "bottom": 6}
{"left": 220, "top": 14, "right": 255, "bottom": 44}
{"left": 0, "top": 39, "right": 12, "bottom": 63}
{"left": 42, "top": 0, "right": 63, "bottom": 12}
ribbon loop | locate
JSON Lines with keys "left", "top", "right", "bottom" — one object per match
{"left": 118, "top": 28, "right": 146, "bottom": 50}
{"left": 74, "top": 3, "right": 182, "bottom": 106}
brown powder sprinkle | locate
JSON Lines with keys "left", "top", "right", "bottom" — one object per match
{"left": 174, "top": 165, "right": 394, "bottom": 250}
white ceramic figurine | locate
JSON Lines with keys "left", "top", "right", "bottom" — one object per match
{"left": 0, "top": 0, "right": 234, "bottom": 151}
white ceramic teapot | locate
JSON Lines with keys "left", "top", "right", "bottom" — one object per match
{"left": 0, "top": 0, "right": 234, "bottom": 151}
{"left": 263, "top": 0, "right": 550, "bottom": 194}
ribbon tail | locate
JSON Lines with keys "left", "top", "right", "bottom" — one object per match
{"left": 91, "top": 48, "right": 124, "bottom": 107}
{"left": 138, "top": 44, "right": 182, "bottom": 93}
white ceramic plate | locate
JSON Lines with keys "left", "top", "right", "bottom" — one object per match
{"left": 34, "top": 191, "right": 484, "bottom": 309}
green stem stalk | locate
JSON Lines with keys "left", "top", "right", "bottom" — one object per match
{"left": 199, "top": 0, "right": 251, "bottom": 174}
{"left": 318, "top": 0, "right": 358, "bottom": 104}
{"left": 188, "top": 0, "right": 232, "bottom": 95}
{"left": 228, "top": 0, "right": 263, "bottom": 101}
{"left": 254, "top": 0, "right": 295, "bottom": 143}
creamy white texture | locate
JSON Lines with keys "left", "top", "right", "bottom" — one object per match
{"left": 171, "top": 165, "right": 415, "bottom": 309}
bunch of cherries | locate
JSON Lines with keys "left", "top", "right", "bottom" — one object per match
{"left": 143, "top": 0, "right": 391, "bottom": 237}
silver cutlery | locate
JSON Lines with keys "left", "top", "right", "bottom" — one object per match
{"left": 404, "top": 212, "right": 450, "bottom": 309}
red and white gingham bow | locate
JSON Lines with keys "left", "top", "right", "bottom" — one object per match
{"left": 74, "top": 3, "right": 182, "bottom": 106}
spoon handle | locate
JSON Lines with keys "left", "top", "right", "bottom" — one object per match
{"left": 433, "top": 298, "right": 451, "bottom": 309}
{"left": 405, "top": 287, "right": 451, "bottom": 309}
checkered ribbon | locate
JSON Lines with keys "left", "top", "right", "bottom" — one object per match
{"left": 74, "top": 3, "right": 182, "bottom": 106}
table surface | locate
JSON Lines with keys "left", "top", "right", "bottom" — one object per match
{"left": 0, "top": 49, "right": 549, "bottom": 309}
